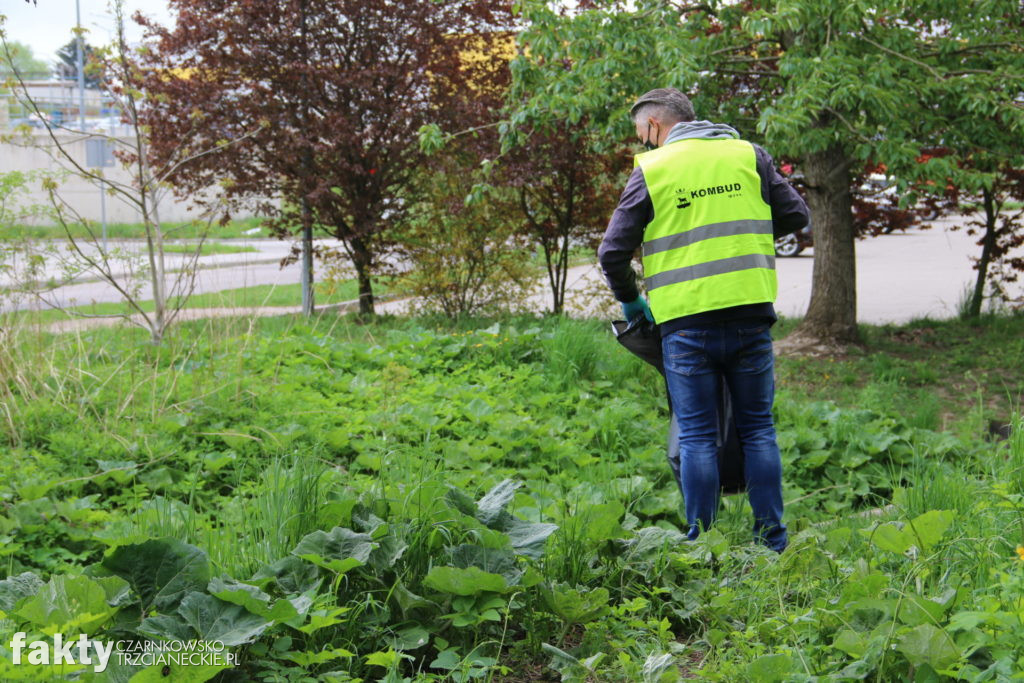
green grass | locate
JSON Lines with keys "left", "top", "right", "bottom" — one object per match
{"left": 528, "top": 245, "right": 596, "bottom": 270}
{"left": 774, "top": 311, "right": 1024, "bottom": 439}
{"left": 12, "top": 278, "right": 392, "bottom": 325}
{"left": 161, "top": 242, "right": 259, "bottom": 256}
{"left": 8, "top": 216, "right": 273, "bottom": 240}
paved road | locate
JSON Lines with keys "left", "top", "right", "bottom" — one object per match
{"left": 4, "top": 238, "right": 343, "bottom": 312}
{"left": 775, "top": 216, "right": 1019, "bottom": 323}
{"left": 8, "top": 215, "right": 1020, "bottom": 323}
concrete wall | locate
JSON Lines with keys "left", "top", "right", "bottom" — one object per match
{"left": 1, "top": 130, "right": 262, "bottom": 224}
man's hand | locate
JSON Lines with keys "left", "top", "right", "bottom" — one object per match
{"left": 621, "top": 296, "right": 653, "bottom": 322}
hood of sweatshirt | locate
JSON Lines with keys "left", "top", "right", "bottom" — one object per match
{"left": 664, "top": 120, "right": 740, "bottom": 144}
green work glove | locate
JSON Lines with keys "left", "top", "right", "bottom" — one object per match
{"left": 621, "top": 296, "right": 653, "bottom": 322}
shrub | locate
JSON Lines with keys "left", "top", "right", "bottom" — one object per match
{"left": 395, "top": 164, "right": 538, "bottom": 318}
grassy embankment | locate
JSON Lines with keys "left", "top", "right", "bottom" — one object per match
{"left": 9, "top": 217, "right": 272, "bottom": 240}
{"left": 162, "top": 243, "right": 259, "bottom": 256}
{"left": 12, "top": 279, "right": 393, "bottom": 325}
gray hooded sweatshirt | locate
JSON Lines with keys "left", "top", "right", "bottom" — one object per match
{"left": 597, "top": 120, "right": 809, "bottom": 334}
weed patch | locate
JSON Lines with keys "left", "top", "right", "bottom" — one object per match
{"left": 0, "top": 314, "right": 1020, "bottom": 680}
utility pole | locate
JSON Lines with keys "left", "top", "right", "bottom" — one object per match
{"left": 301, "top": 194, "right": 314, "bottom": 316}
{"left": 77, "top": 0, "right": 108, "bottom": 249}
{"left": 298, "top": 0, "right": 314, "bottom": 316}
{"left": 75, "top": 0, "right": 86, "bottom": 131}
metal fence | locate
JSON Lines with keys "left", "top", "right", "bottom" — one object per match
{"left": 1, "top": 81, "right": 130, "bottom": 134}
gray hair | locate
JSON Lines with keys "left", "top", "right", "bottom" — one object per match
{"left": 630, "top": 88, "right": 695, "bottom": 124}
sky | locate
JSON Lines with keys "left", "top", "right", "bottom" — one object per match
{"left": 2, "top": 0, "right": 174, "bottom": 70}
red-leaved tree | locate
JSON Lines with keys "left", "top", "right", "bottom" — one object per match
{"left": 500, "top": 124, "right": 623, "bottom": 315}
{"left": 136, "top": 0, "right": 512, "bottom": 315}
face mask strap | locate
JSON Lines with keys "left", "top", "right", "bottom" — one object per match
{"left": 643, "top": 122, "right": 659, "bottom": 151}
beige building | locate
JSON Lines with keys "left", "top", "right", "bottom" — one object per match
{"left": 2, "top": 130, "right": 255, "bottom": 224}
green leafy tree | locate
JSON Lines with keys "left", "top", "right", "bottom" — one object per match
{"left": 507, "top": 0, "right": 1024, "bottom": 346}
{"left": 947, "top": 169, "right": 1024, "bottom": 318}
{"left": 0, "top": 40, "right": 48, "bottom": 78}
{"left": 55, "top": 38, "right": 101, "bottom": 88}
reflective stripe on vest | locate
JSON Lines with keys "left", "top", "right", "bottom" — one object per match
{"left": 635, "top": 138, "right": 776, "bottom": 323}
{"left": 645, "top": 253, "right": 776, "bottom": 291}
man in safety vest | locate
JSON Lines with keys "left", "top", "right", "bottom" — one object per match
{"left": 599, "top": 88, "right": 809, "bottom": 553}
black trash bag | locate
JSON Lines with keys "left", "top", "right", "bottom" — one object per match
{"left": 612, "top": 317, "right": 745, "bottom": 495}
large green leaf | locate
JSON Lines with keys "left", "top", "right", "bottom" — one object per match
{"left": 865, "top": 522, "right": 912, "bottom": 555}
{"left": 390, "top": 581, "right": 439, "bottom": 618}
{"left": 861, "top": 510, "right": 954, "bottom": 556}
{"left": 895, "top": 624, "right": 959, "bottom": 670}
{"left": 624, "top": 527, "right": 688, "bottom": 559}
{"left": 207, "top": 576, "right": 272, "bottom": 615}
{"left": 139, "top": 591, "right": 272, "bottom": 647}
{"left": 539, "top": 583, "right": 610, "bottom": 625}
{"left": 250, "top": 556, "right": 321, "bottom": 595}
{"left": 281, "top": 647, "right": 354, "bottom": 667}
{"left": 898, "top": 592, "right": 951, "bottom": 628}
{"left": 832, "top": 630, "right": 867, "bottom": 659}
{"left": 641, "top": 652, "right": 676, "bottom": 683}
{"left": 294, "top": 606, "right": 351, "bottom": 634}
{"left": 561, "top": 502, "right": 624, "bottom": 545}
{"left": 444, "top": 487, "right": 478, "bottom": 517}
{"left": 475, "top": 479, "right": 519, "bottom": 526}
{"left": 500, "top": 517, "right": 558, "bottom": 560}
{"left": 365, "top": 530, "right": 409, "bottom": 573}
{"left": 95, "top": 575, "right": 133, "bottom": 608}
{"left": 0, "top": 572, "right": 42, "bottom": 613}
{"left": 208, "top": 576, "right": 308, "bottom": 625}
{"left": 778, "top": 537, "right": 836, "bottom": 581}
{"left": 177, "top": 592, "right": 272, "bottom": 646}
{"left": 389, "top": 625, "right": 430, "bottom": 652}
{"left": 450, "top": 545, "right": 522, "bottom": 585}
{"left": 423, "top": 566, "right": 508, "bottom": 596}
{"left": 102, "top": 538, "right": 211, "bottom": 612}
{"left": 746, "top": 654, "right": 794, "bottom": 682}
{"left": 445, "top": 480, "right": 558, "bottom": 560}
{"left": 16, "top": 575, "right": 120, "bottom": 632}
{"left": 128, "top": 661, "right": 229, "bottom": 683}
{"left": 291, "top": 527, "right": 376, "bottom": 574}
{"left": 904, "top": 510, "right": 954, "bottom": 553}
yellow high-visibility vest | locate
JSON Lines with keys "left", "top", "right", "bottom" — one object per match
{"left": 636, "top": 138, "right": 776, "bottom": 323}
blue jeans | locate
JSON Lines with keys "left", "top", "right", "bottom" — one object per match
{"left": 662, "top": 320, "right": 788, "bottom": 552}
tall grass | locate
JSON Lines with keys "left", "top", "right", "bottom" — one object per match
{"left": 225, "top": 454, "right": 331, "bottom": 577}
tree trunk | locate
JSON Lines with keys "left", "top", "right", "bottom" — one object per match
{"left": 968, "top": 188, "right": 997, "bottom": 318}
{"left": 554, "top": 232, "right": 570, "bottom": 315}
{"left": 300, "top": 196, "right": 315, "bottom": 316}
{"left": 540, "top": 238, "right": 561, "bottom": 315}
{"left": 791, "top": 142, "right": 859, "bottom": 346}
{"left": 140, "top": 152, "right": 166, "bottom": 345}
{"left": 350, "top": 236, "right": 375, "bottom": 316}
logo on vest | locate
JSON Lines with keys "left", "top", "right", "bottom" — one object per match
{"left": 675, "top": 182, "right": 743, "bottom": 209}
